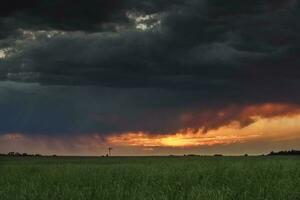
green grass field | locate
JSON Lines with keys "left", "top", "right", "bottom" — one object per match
{"left": 0, "top": 156, "right": 300, "bottom": 200}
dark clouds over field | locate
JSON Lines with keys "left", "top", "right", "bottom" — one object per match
{"left": 0, "top": 0, "right": 300, "bottom": 136}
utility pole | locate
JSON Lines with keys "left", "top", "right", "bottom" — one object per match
{"left": 108, "top": 147, "right": 112, "bottom": 156}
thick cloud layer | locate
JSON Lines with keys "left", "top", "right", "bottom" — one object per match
{"left": 0, "top": 0, "right": 185, "bottom": 38}
{"left": 0, "top": 0, "right": 300, "bottom": 136}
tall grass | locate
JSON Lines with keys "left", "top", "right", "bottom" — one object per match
{"left": 0, "top": 156, "right": 300, "bottom": 200}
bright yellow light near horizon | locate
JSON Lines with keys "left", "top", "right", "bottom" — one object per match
{"left": 107, "top": 129, "right": 261, "bottom": 148}
{"left": 160, "top": 135, "right": 192, "bottom": 147}
{"left": 107, "top": 114, "right": 300, "bottom": 148}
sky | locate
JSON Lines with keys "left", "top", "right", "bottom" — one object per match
{"left": 1, "top": 0, "right": 300, "bottom": 156}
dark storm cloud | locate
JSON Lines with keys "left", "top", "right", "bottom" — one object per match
{"left": 0, "top": 82, "right": 208, "bottom": 135}
{"left": 0, "top": 0, "right": 185, "bottom": 39}
{"left": 1, "top": 0, "right": 300, "bottom": 136}
{"left": 0, "top": 0, "right": 125, "bottom": 35}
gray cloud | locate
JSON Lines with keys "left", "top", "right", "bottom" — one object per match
{"left": 0, "top": 0, "right": 300, "bottom": 136}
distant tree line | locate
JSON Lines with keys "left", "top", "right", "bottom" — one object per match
{"left": 1, "top": 150, "right": 299, "bottom": 157}
{"left": 268, "top": 150, "right": 300, "bottom": 156}
{"left": 0, "top": 152, "right": 57, "bottom": 157}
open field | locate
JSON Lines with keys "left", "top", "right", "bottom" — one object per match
{"left": 0, "top": 156, "right": 300, "bottom": 200}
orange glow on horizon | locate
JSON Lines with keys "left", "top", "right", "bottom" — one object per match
{"left": 107, "top": 113, "right": 300, "bottom": 148}
{"left": 1, "top": 103, "right": 300, "bottom": 155}
{"left": 106, "top": 130, "right": 261, "bottom": 148}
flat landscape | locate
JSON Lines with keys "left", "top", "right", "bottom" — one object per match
{"left": 0, "top": 156, "right": 300, "bottom": 200}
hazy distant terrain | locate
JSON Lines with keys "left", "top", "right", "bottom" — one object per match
{"left": 0, "top": 156, "right": 300, "bottom": 200}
